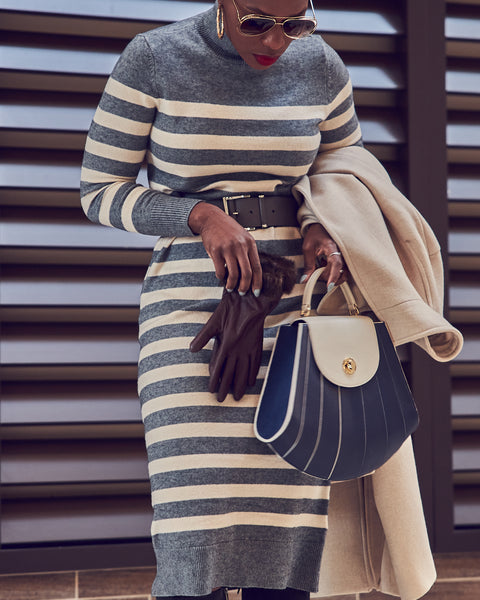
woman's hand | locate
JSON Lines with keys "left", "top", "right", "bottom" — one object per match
{"left": 301, "top": 222, "right": 346, "bottom": 289}
{"left": 188, "top": 202, "right": 263, "bottom": 295}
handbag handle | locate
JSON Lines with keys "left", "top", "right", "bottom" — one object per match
{"left": 301, "top": 267, "right": 360, "bottom": 317}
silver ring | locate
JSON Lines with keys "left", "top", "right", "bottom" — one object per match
{"left": 329, "top": 251, "right": 342, "bottom": 257}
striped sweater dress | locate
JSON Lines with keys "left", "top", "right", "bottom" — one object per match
{"left": 80, "top": 4, "right": 362, "bottom": 596}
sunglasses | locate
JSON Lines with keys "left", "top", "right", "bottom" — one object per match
{"left": 231, "top": 0, "right": 317, "bottom": 39}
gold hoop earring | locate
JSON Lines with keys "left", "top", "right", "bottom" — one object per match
{"left": 217, "top": 4, "right": 225, "bottom": 39}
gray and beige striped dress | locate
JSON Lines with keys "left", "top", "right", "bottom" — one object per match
{"left": 80, "top": 4, "right": 362, "bottom": 596}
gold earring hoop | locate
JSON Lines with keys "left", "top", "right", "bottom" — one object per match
{"left": 217, "top": 4, "right": 225, "bottom": 39}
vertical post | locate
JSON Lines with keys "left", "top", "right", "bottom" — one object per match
{"left": 405, "top": 0, "right": 453, "bottom": 550}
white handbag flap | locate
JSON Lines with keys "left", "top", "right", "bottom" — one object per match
{"left": 300, "top": 315, "right": 379, "bottom": 387}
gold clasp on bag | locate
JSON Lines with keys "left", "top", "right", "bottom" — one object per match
{"left": 342, "top": 358, "right": 356, "bottom": 375}
{"left": 349, "top": 303, "right": 360, "bottom": 316}
{"left": 300, "top": 303, "right": 311, "bottom": 317}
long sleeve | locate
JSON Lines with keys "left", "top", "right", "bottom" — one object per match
{"left": 298, "top": 45, "right": 363, "bottom": 232}
{"left": 317, "top": 43, "right": 363, "bottom": 152}
{"left": 80, "top": 34, "right": 201, "bottom": 237}
{"left": 81, "top": 17, "right": 363, "bottom": 238}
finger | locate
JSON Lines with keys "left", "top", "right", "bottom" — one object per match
{"left": 216, "top": 380, "right": 228, "bottom": 403}
{"left": 326, "top": 266, "right": 342, "bottom": 288}
{"left": 233, "top": 358, "right": 249, "bottom": 401}
{"left": 217, "top": 357, "right": 236, "bottom": 402}
{"left": 209, "top": 249, "right": 227, "bottom": 282}
{"left": 249, "top": 246, "right": 263, "bottom": 296}
{"left": 189, "top": 319, "right": 218, "bottom": 352}
{"left": 301, "top": 246, "right": 318, "bottom": 284}
{"left": 208, "top": 341, "right": 225, "bottom": 387}
{"left": 208, "top": 338, "right": 225, "bottom": 394}
{"left": 301, "top": 224, "right": 323, "bottom": 283}
{"left": 209, "top": 337, "right": 220, "bottom": 367}
{"left": 338, "top": 265, "right": 348, "bottom": 285}
{"left": 236, "top": 250, "right": 253, "bottom": 296}
{"left": 326, "top": 255, "right": 344, "bottom": 288}
{"left": 224, "top": 255, "right": 240, "bottom": 292}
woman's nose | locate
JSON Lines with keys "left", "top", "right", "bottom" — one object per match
{"left": 261, "top": 24, "right": 288, "bottom": 52}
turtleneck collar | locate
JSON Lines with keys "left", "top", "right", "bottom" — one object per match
{"left": 196, "top": 3, "right": 245, "bottom": 63}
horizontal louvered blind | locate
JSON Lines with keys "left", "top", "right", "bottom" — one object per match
{"left": 446, "top": 0, "right": 480, "bottom": 546}
{"left": 0, "top": 0, "right": 174, "bottom": 572}
{"left": 1, "top": 0, "right": 459, "bottom": 573}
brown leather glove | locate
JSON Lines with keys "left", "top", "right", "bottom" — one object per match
{"left": 190, "top": 253, "right": 296, "bottom": 402}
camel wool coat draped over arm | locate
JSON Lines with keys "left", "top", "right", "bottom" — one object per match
{"left": 293, "top": 146, "right": 463, "bottom": 600}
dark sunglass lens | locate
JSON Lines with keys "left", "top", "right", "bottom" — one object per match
{"left": 240, "top": 17, "right": 275, "bottom": 35}
{"left": 283, "top": 19, "right": 316, "bottom": 38}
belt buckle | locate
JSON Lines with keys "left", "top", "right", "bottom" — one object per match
{"left": 222, "top": 194, "right": 267, "bottom": 231}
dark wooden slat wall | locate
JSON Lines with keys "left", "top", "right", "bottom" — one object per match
{"left": 404, "top": 0, "right": 452, "bottom": 551}
{"left": 0, "top": 0, "right": 479, "bottom": 573}
{"left": 443, "top": 0, "right": 480, "bottom": 550}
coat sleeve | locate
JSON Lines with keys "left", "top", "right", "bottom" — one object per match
{"left": 80, "top": 34, "right": 202, "bottom": 237}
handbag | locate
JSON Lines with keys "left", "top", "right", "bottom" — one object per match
{"left": 254, "top": 268, "right": 419, "bottom": 481}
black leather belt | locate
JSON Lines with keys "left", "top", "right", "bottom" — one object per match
{"left": 205, "top": 193, "right": 299, "bottom": 230}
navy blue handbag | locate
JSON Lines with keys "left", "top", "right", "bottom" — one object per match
{"left": 254, "top": 269, "right": 419, "bottom": 481}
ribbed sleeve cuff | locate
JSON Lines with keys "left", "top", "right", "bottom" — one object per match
{"left": 140, "top": 196, "right": 204, "bottom": 237}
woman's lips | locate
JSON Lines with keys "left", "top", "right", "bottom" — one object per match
{"left": 253, "top": 54, "right": 280, "bottom": 66}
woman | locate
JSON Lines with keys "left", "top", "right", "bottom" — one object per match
{"left": 80, "top": 1, "right": 443, "bottom": 598}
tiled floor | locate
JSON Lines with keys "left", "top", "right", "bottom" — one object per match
{"left": 77, "top": 568, "right": 156, "bottom": 598}
{"left": 0, "top": 572, "right": 76, "bottom": 600}
{"left": 0, "top": 568, "right": 155, "bottom": 600}
{"left": 1, "top": 554, "right": 480, "bottom": 600}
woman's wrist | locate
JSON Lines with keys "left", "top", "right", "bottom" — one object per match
{"left": 300, "top": 219, "right": 320, "bottom": 237}
{"left": 188, "top": 201, "right": 224, "bottom": 234}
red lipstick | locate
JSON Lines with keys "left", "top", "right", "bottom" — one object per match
{"left": 254, "top": 54, "right": 280, "bottom": 66}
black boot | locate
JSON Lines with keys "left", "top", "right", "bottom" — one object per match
{"left": 156, "top": 588, "right": 228, "bottom": 600}
{"left": 242, "top": 588, "right": 309, "bottom": 600}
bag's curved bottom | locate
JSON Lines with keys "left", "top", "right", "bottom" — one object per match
{"left": 255, "top": 319, "right": 419, "bottom": 482}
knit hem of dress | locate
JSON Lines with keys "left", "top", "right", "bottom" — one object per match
{"left": 151, "top": 537, "right": 326, "bottom": 597}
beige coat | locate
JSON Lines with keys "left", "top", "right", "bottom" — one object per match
{"left": 294, "top": 145, "right": 463, "bottom": 362}
{"left": 291, "top": 146, "right": 463, "bottom": 599}
{"left": 315, "top": 439, "right": 435, "bottom": 600}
